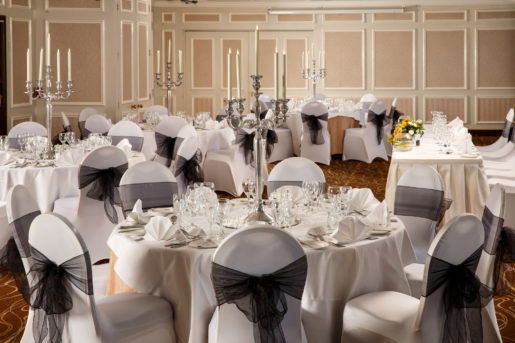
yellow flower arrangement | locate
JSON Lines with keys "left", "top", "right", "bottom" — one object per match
{"left": 387, "top": 118, "right": 424, "bottom": 144}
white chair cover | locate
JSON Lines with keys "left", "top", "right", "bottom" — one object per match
{"left": 259, "top": 94, "right": 274, "bottom": 110}
{"left": 359, "top": 93, "right": 377, "bottom": 126}
{"left": 209, "top": 224, "right": 308, "bottom": 343}
{"left": 395, "top": 166, "right": 444, "bottom": 264}
{"left": 153, "top": 116, "right": 188, "bottom": 167}
{"left": 267, "top": 157, "right": 325, "bottom": 195}
{"left": 251, "top": 100, "right": 269, "bottom": 120}
{"left": 78, "top": 107, "right": 99, "bottom": 139}
{"left": 7, "top": 122, "right": 47, "bottom": 150}
{"left": 119, "top": 161, "right": 177, "bottom": 214}
{"left": 23, "top": 213, "right": 176, "bottom": 343}
{"left": 478, "top": 108, "right": 514, "bottom": 153}
{"left": 174, "top": 136, "right": 203, "bottom": 195}
{"left": 314, "top": 93, "right": 326, "bottom": 101}
{"left": 53, "top": 146, "right": 128, "bottom": 263}
{"left": 108, "top": 120, "right": 144, "bottom": 152}
{"left": 144, "top": 105, "right": 169, "bottom": 118}
{"left": 84, "top": 114, "right": 111, "bottom": 138}
{"left": 342, "top": 214, "right": 486, "bottom": 343}
{"left": 299, "top": 101, "right": 331, "bottom": 165}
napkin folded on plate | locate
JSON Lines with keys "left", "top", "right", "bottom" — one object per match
{"left": 454, "top": 127, "right": 472, "bottom": 154}
{"left": 330, "top": 216, "right": 370, "bottom": 243}
{"left": 116, "top": 138, "right": 132, "bottom": 156}
{"left": 272, "top": 185, "right": 306, "bottom": 203}
{"left": 126, "top": 199, "right": 150, "bottom": 225}
{"left": 307, "top": 225, "right": 326, "bottom": 238}
{"left": 144, "top": 216, "right": 186, "bottom": 241}
{"left": 56, "top": 148, "right": 84, "bottom": 166}
{"left": 361, "top": 200, "right": 390, "bottom": 228}
{"left": 348, "top": 188, "right": 379, "bottom": 213}
{"left": 204, "top": 120, "right": 221, "bottom": 130}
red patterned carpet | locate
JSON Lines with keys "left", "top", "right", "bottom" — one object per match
{"left": 0, "top": 142, "right": 514, "bottom": 342}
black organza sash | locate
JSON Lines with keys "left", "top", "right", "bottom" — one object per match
{"left": 501, "top": 120, "right": 513, "bottom": 140}
{"left": 78, "top": 121, "right": 87, "bottom": 140}
{"left": 63, "top": 125, "right": 72, "bottom": 133}
{"left": 0, "top": 238, "right": 30, "bottom": 303}
{"left": 79, "top": 163, "right": 128, "bottom": 224}
{"left": 216, "top": 114, "right": 226, "bottom": 122}
{"left": 155, "top": 132, "right": 180, "bottom": 167}
{"left": 265, "top": 130, "right": 278, "bottom": 160}
{"left": 394, "top": 185, "right": 443, "bottom": 221}
{"left": 175, "top": 149, "right": 204, "bottom": 184}
{"left": 211, "top": 255, "right": 307, "bottom": 343}
{"left": 493, "top": 226, "right": 515, "bottom": 296}
{"left": 119, "top": 182, "right": 177, "bottom": 215}
{"left": 29, "top": 247, "right": 93, "bottom": 343}
{"left": 423, "top": 247, "right": 492, "bottom": 343}
{"left": 110, "top": 136, "right": 144, "bottom": 152}
{"left": 482, "top": 206, "right": 504, "bottom": 255}
{"left": 301, "top": 113, "right": 328, "bottom": 145}
{"left": 237, "top": 130, "right": 256, "bottom": 165}
{"left": 368, "top": 110, "right": 386, "bottom": 144}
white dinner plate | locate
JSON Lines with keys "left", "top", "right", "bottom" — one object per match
{"left": 299, "top": 238, "right": 329, "bottom": 250}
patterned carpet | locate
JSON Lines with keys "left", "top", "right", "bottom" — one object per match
{"left": 0, "top": 134, "right": 514, "bottom": 342}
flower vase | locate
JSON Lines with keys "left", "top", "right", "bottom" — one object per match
{"left": 393, "top": 133, "right": 415, "bottom": 152}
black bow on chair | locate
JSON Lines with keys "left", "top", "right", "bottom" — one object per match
{"left": 265, "top": 130, "right": 278, "bottom": 160}
{"left": 78, "top": 121, "right": 87, "bottom": 140}
{"left": 237, "top": 130, "right": 256, "bottom": 165}
{"left": 301, "top": 113, "right": 328, "bottom": 145}
{"left": 0, "top": 238, "right": 30, "bottom": 303}
{"left": 424, "top": 246, "right": 492, "bottom": 343}
{"left": 28, "top": 247, "right": 93, "bottom": 343}
{"left": 390, "top": 109, "right": 403, "bottom": 131}
{"left": 368, "top": 110, "right": 386, "bottom": 144}
{"left": 154, "top": 132, "right": 181, "bottom": 167}
{"left": 211, "top": 255, "right": 307, "bottom": 343}
{"left": 79, "top": 163, "right": 128, "bottom": 224}
{"left": 493, "top": 226, "right": 515, "bottom": 296}
{"left": 175, "top": 149, "right": 204, "bottom": 184}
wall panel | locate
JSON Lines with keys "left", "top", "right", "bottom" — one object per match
{"left": 258, "top": 39, "right": 276, "bottom": 89}
{"left": 137, "top": 23, "right": 148, "bottom": 100}
{"left": 374, "top": 30, "right": 414, "bottom": 89}
{"left": 192, "top": 39, "right": 212, "bottom": 88}
{"left": 425, "top": 97, "right": 466, "bottom": 122}
{"left": 193, "top": 97, "right": 213, "bottom": 116}
{"left": 285, "top": 38, "right": 306, "bottom": 89}
{"left": 121, "top": 22, "right": 133, "bottom": 103}
{"left": 47, "top": 0, "right": 100, "bottom": 9}
{"left": 11, "top": 0, "right": 29, "bottom": 7}
{"left": 477, "top": 29, "right": 515, "bottom": 88}
{"left": 324, "top": 31, "right": 363, "bottom": 89}
{"left": 11, "top": 19, "right": 30, "bottom": 106}
{"left": 477, "top": 97, "right": 515, "bottom": 123}
{"left": 425, "top": 30, "right": 465, "bottom": 88}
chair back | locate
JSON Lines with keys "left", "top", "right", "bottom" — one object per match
{"left": 395, "top": 166, "right": 444, "bottom": 263}
{"left": 7, "top": 122, "right": 47, "bottom": 150}
{"left": 416, "top": 214, "right": 484, "bottom": 343}
{"left": 108, "top": 120, "right": 144, "bottom": 151}
{"left": 259, "top": 94, "right": 273, "bottom": 110}
{"left": 267, "top": 157, "right": 325, "bottom": 195}
{"left": 76, "top": 146, "right": 128, "bottom": 262}
{"left": 300, "top": 101, "right": 329, "bottom": 146}
{"left": 120, "top": 161, "right": 177, "bottom": 214}
{"left": 367, "top": 100, "right": 387, "bottom": 144}
{"left": 78, "top": 107, "right": 99, "bottom": 138}
{"left": 359, "top": 93, "right": 376, "bottom": 126}
{"left": 27, "top": 213, "right": 99, "bottom": 342}
{"left": 314, "top": 93, "right": 326, "bottom": 100}
{"left": 251, "top": 100, "right": 269, "bottom": 120}
{"left": 175, "top": 136, "right": 203, "bottom": 194}
{"left": 501, "top": 108, "right": 515, "bottom": 141}
{"left": 154, "top": 116, "right": 189, "bottom": 167}
{"left": 144, "top": 105, "right": 168, "bottom": 117}
{"left": 211, "top": 224, "right": 307, "bottom": 343}
{"left": 84, "top": 114, "right": 111, "bottom": 137}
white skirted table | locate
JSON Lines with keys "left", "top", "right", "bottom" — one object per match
{"left": 106, "top": 199, "right": 416, "bottom": 343}
{"left": 385, "top": 135, "right": 489, "bottom": 225}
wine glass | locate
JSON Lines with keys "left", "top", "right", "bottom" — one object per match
{"left": 59, "top": 132, "right": 67, "bottom": 145}
{"left": 65, "top": 131, "right": 75, "bottom": 146}
{"left": 242, "top": 179, "right": 255, "bottom": 209}
{"left": 327, "top": 185, "right": 340, "bottom": 206}
{"left": 216, "top": 198, "right": 230, "bottom": 237}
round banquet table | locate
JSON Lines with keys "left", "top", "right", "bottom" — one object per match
{"left": 106, "top": 200, "right": 417, "bottom": 343}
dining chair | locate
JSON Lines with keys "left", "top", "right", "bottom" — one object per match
{"left": 7, "top": 121, "right": 47, "bottom": 150}
{"left": 358, "top": 93, "right": 376, "bottom": 127}
{"left": 53, "top": 146, "right": 128, "bottom": 263}
{"left": 394, "top": 165, "right": 444, "bottom": 264}
{"left": 383, "top": 98, "right": 397, "bottom": 156}
{"left": 299, "top": 101, "right": 331, "bottom": 165}
{"left": 251, "top": 99, "right": 269, "bottom": 120}
{"left": 84, "top": 114, "right": 111, "bottom": 137}
{"left": 209, "top": 224, "right": 308, "bottom": 343}
{"left": 174, "top": 136, "right": 203, "bottom": 195}
{"left": 153, "top": 116, "right": 188, "bottom": 167}
{"left": 108, "top": 120, "right": 144, "bottom": 151}
{"left": 263, "top": 110, "right": 294, "bottom": 163}
{"left": 7, "top": 184, "right": 109, "bottom": 297}
{"left": 61, "top": 112, "right": 73, "bottom": 132}
{"left": 343, "top": 100, "right": 388, "bottom": 163}
{"left": 144, "top": 104, "right": 168, "bottom": 118}
{"left": 342, "top": 214, "right": 486, "bottom": 343}
{"left": 119, "top": 161, "right": 177, "bottom": 216}
{"left": 21, "top": 212, "right": 176, "bottom": 343}
{"left": 477, "top": 108, "right": 514, "bottom": 153}
{"left": 78, "top": 107, "right": 99, "bottom": 139}
{"left": 267, "top": 157, "right": 325, "bottom": 195}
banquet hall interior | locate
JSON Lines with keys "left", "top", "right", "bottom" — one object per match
{"left": 0, "top": 0, "right": 515, "bottom": 342}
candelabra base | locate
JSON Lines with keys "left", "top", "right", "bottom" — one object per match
{"left": 245, "top": 208, "right": 274, "bottom": 224}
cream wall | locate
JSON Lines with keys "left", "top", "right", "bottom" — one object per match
{"left": 0, "top": 0, "right": 153, "bottom": 134}
{"left": 153, "top": 2, "right": 515, "bottom": 130}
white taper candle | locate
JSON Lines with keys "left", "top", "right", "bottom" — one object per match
{"left": 56, "top": 49, "right": 61, "bottom": 82}
{"left": 38, "top": 48, "right": 43, "bottom": 80}
{"left": 67, "top": 48, "right": 71, "bottom": 80}
{"left": 46, "top": 33, "right": 51, "bottom": 66}
{"left": 26, "top": 48, "right": 30, "bottom": 81}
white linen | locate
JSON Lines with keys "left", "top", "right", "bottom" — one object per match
{"left": 385, "top": 133, "right": 489, "bottom": 225}
{"left": 126, "top": 199, "right": 151, "bottom": 225}
{"left": 349, "top": 188, "right": 380, "bottom": 212}
{"left": 116, "top": 138, "right": 132, "bottom": 156}
{"left": 331, "top": 216, "right": 370, "bottom": 242}
{"left": 107, "top": 199, "right": 417, "bottom": 343}
{"left": 144, "top": 216, "right": 185, "bottom": 241}
{"left": 361, "top": 200, "right": 389, "bottom": 227}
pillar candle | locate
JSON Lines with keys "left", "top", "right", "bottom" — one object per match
{"left": 38, "top": 48, "right": 43, "bottom": 80}
{"left": 274, "top": 48, "right": 279, "bottom": 100}
{"left": 26, "top": 48, "right": 30, "bottom": 81}
{"left": 227, "top": 48, "right": 232, "bottom": 100}
{"left": 236, "top": 49, "right": 241, "bottom": 98}
{"left": 46, "top": 33, "right": 51, "bottom": 66}
{"left": 67, "top": 48, "right": 72, "bottom": 80}
{"left": 255, "top": 26, "right": 259, "bottom": 75}
{"left": 168, "top": 40, "right": 171, "bottom": 63}
{"left": 178, "top": 50, "right": 182, "bottom": 73}
{"left": 282, "top": 50, "right": 286, "bottom": 99}
{"left": 56, "top": 49, "right": 61, "bottom": 82}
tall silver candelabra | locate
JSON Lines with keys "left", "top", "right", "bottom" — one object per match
{"left": 155, "top": 62, "right": 183, "bottom": 116}
{"left": 25, "top": 66, "right": 73, "bottom": 156}
{"left": 225, "top": 75, "right": 289, "bottom": 224}
{"left": 302, "top": 58, "right": 326, "bottom": 99}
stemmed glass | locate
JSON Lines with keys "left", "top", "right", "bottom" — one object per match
{"left": 302, "top": 181, "right": 320, "bottom": 212}
{"left": 327, "top": 185, "right": 340, "bottom": 207}
{"left": 242, "top": 179, "right": 255, "bottom": 209}
{"left": 59, "top": 132, "right": 67, "bottom": 145}
{"left": 339, "top": 186, "right": 352, "bottom": 215}
{"left": 216, "top": 198, "right": 230, "bottom": 238}
{"left": 65, "top": 132, "right": 75, "bottom": 146}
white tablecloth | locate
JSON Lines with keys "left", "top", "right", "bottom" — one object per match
{"left": 385, "top": 135, "right": 490, "bottom": 224}
{"left": 107, "top": 202, "right": 416, "bottom": 343}
{"left": 141, "top": 128, "right": 235, "bottom": 161}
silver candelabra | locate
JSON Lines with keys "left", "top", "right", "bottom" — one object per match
{"left": 302, "top": 58, "right": 326, "bottom": 100}
{"left": 225, "top": 75, "right": 289, "bottom": 224}
{"left": 25, "top": 66, "right": 73, "bottom": 157}
{"left": 155, "top": 62, "right": 183, "bottom": 116}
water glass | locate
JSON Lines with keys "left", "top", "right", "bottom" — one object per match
{"left": 59, "top": 132, "right": 67, "bottom": 145}
{"left": 242, "top": 179, "right": 256, "bottom": 209}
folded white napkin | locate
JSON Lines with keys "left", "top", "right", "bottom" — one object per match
{"left": 330, "top": 216, "right": 370, "bottom": 242}
{"left": 145, "top": 216, "right": 186, "bottom": 241}
{"left": 204, "top": 120, "right": 221, "bottom": 130}
{"left": 126, "top": 199, "right": 150, "bottom": 225}
{"left": 361, "top": 200, "right": 390, "bottom": 228}
{"left": 307, "top": 225, "right": 326, "bottom": 237}
{"left": 55, "top": 148, "right": 84, "bottom": 166}
{"left": 272, "top": 185, "right": 306, "bottom": 203}
{"left": 116, "top": 138, "right": 132, "bottom": 156}
{"left": 348, "top": 188, "right": 379, "bottom": 213}
{"left": 454, "top": 127, "right": 470, "bottom": 154}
